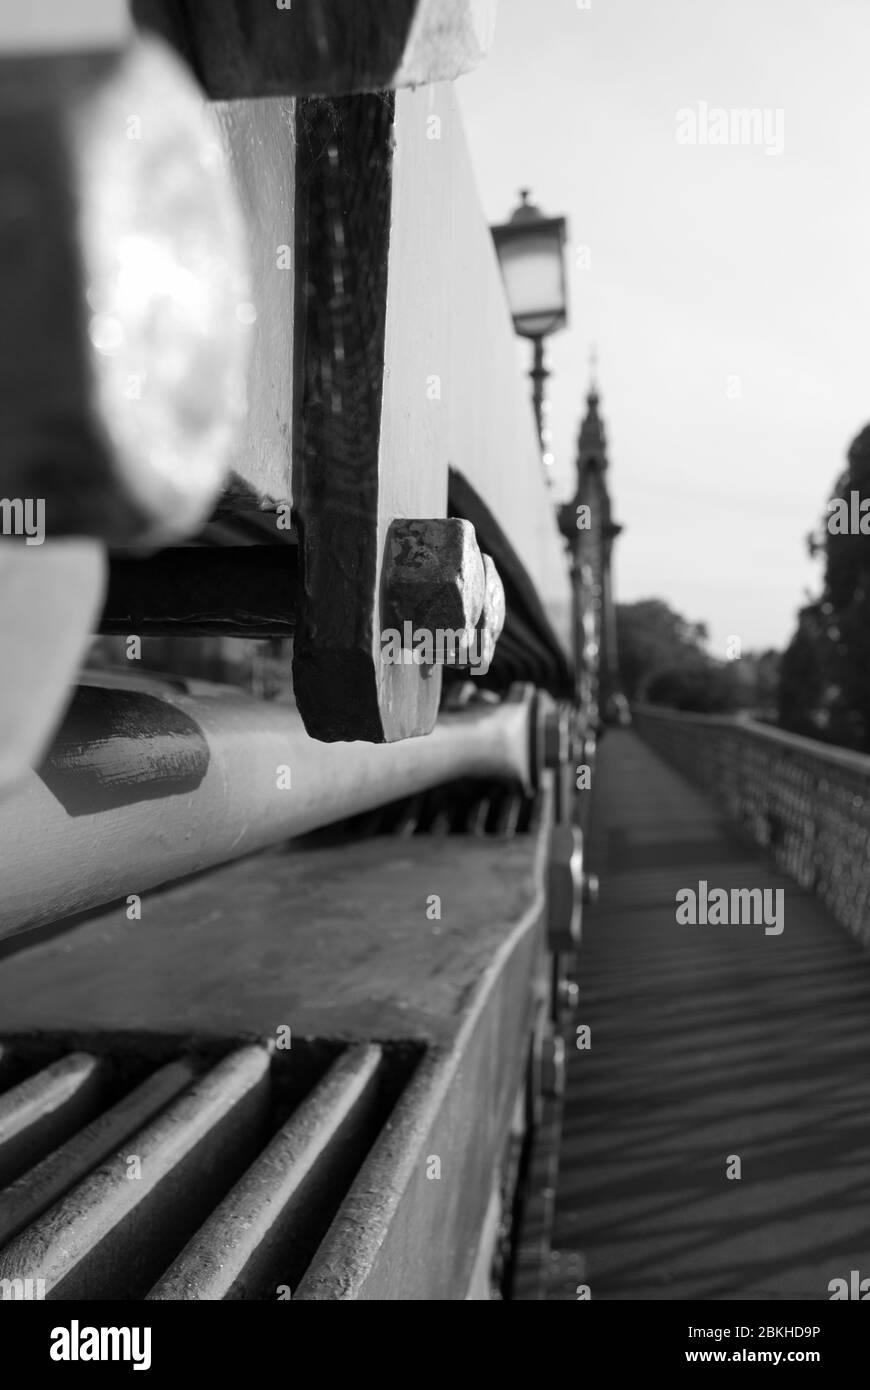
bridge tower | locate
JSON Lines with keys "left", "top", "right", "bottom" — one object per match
{"left": 558, "top": 359, "right": 624, "bottom": 725}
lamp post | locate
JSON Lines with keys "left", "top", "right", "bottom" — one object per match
{"left": 491, "top": 190, "right": 568, "bottom": 473}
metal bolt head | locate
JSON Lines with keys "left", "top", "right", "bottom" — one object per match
{"left": 543, "top": 707, "right": 570, "bottom": 769}
{"left": 383, "top": 519, "right": 486, "bottom": 658}
{"left": 4, "top": 37, "right": 251, "bottom": 546}
{"left": 547, "top": 821, "right": 583, "bottom": 950}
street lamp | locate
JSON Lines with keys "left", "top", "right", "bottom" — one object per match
{"left": 491, "top": 190, "right": 568, "bottom": 465}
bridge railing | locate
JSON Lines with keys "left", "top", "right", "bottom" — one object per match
{"left": 632, "top": 705, "right": 870, "bottom": 949}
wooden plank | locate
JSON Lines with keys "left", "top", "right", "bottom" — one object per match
{"left": 133, "top": 0, "right": 497, "bottom": 97}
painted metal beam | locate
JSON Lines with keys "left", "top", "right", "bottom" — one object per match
{"left": 294, "top": 870, "right": 547, "bottom": 1299}
{"left": 0, "top": 684, "right": 539, "bottom": 938}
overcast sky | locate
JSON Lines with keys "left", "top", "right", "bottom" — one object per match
{"left": 457, "top": 0, "right": 870, "bottom": 655}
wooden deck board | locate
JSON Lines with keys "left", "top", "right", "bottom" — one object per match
{"left": 548, "top": 728, "right": 870, "bottom": 1302}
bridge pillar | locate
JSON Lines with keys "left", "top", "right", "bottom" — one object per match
{"left": 558, "top": 372, "right": 625, "bottom": 725}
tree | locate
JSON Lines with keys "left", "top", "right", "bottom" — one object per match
{"left": 616, "top": 599, "right": 710, "bottom": 702}
{"left": 779, "top": 424, "right": 870, "bottom": 751}
{"left": 617, "top": 600, "right": 780, "bottom": 716}
{"left": 820, "top": 426, "right": 870, "bottom": 748}
{"left": 777, "top": 603, "right": 833, "bottom": 739}
{"left": 645, "top": 664, "right": 736, "bottom": 713}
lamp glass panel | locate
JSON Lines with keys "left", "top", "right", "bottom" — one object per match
{"left": 497, "top": 232, "right": 565, "bottom": 336}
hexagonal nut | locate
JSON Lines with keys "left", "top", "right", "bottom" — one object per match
{"left": 0, "top": 36, "right": 251, "bottom": 546}
{"left": 383, "top": 519, "right": 486, "bottom": 658}
{"left": 454, "top": 552, "right": 505, "bottom": 674}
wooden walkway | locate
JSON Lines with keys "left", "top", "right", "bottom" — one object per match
{"left": 547, "top": 728, "right": 870, "bottom": 1301}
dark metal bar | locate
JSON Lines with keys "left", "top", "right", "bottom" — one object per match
{"left": 529, "top": 335, "right": 549, "bottom": 449}
{"left": 101, "top": 547, "right": 299, "bottom": 638}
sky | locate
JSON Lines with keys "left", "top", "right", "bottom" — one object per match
{"left": 456, "top": 0, "right": 870, "bottom": 655}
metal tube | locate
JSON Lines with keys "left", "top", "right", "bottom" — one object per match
{"left": 0, "top": 684, "right": 535, "bottom": 938}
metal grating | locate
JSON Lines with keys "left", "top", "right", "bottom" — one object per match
{"left": 303, "top": 779, "right": 539, "bottom": 842}
{"left": 0, "top": 1038, "right": 421, "bottom": 1301}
